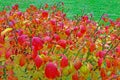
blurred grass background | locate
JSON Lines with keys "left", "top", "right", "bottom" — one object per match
{"left": 0, "top": 0, "right": 120, "bottom": 20}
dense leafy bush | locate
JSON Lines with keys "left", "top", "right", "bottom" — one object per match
{"left": 0, "top": 3, "right": 120, "bottom": 80}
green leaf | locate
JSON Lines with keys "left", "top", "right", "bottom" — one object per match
{"left": 33, "top": 71, "right": 40, "bottom": 79}
{"left": 66, "top": 74, "right": 72, "bottom": 80}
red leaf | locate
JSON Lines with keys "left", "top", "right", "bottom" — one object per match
{"left": 106, "top": 59, "right": 111, "bottom": 68}
{"left": 5, "top": 50, "right": 11, "bottom": 59}
{"left": 42, "top": 11, "right": 48, "bottom": 18}
{"left": 65, "top": 29, "right": 70, "bottom": 36}
{"left": 32, "top": 37, "right": 44, "bottom": 51}
{"left": 74, "top": 60, "right": 82, "bottom": 70}
{"left": 76, "top": 31, "right": 83, "bottom": 38}
{"left": 98, "top": 58, "right": 103, "bottom": 67}
{"left": 80, "top": 25, "right": 86, "bottom": 34}
{"left": 18, "top": 35, "right": 28, "bottom": 46}
{"left": 53, "top": 34, "right": 60, "bottom": 41}
{"left": 34, "top": 55, "right": 43, "bottom": 69}
{"left": 19, "top": 55, "right": 26, "bottom": 67}
{"left": 90, "top": 42, "right": 96, "bottom": 52}
{"left": 60, "top": 55, "right": 68, "bottom": 68}
{"left": 58, "top": 39, "right": 67, "bottom": 49}
{"left": 45, "top": 62, "right": 59, "bottom": 79}
{"left": 72, "top": 72, "right": 79, "bottom": 80}
{"left": 32, "top": 48, "right": 38, "bottom": 59}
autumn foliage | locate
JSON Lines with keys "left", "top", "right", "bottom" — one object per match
{"left": 0, "top": 3, "right": 120, "bottom": 80}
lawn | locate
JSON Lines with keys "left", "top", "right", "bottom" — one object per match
{"left": 0, "top": 0, "right": 120, "bottom": 20}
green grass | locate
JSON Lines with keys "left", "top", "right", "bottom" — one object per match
{"left": 0, "top": 0, "right": 120, "bottom": 20}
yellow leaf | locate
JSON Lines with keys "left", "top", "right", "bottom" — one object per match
{"left": 0, "top": 56, "right": 5, "bottom": 62}
{"left": 62, "top": 67, "right": 69, "bottom": 75}
{"left": 80, "top": 64, "right": 89, "bottom": 74}
{"left": 1, "top": 28, "right": 13, "bottom": 36}
{"left": 68, "top": 62, "right": 75, "bottom": 73}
